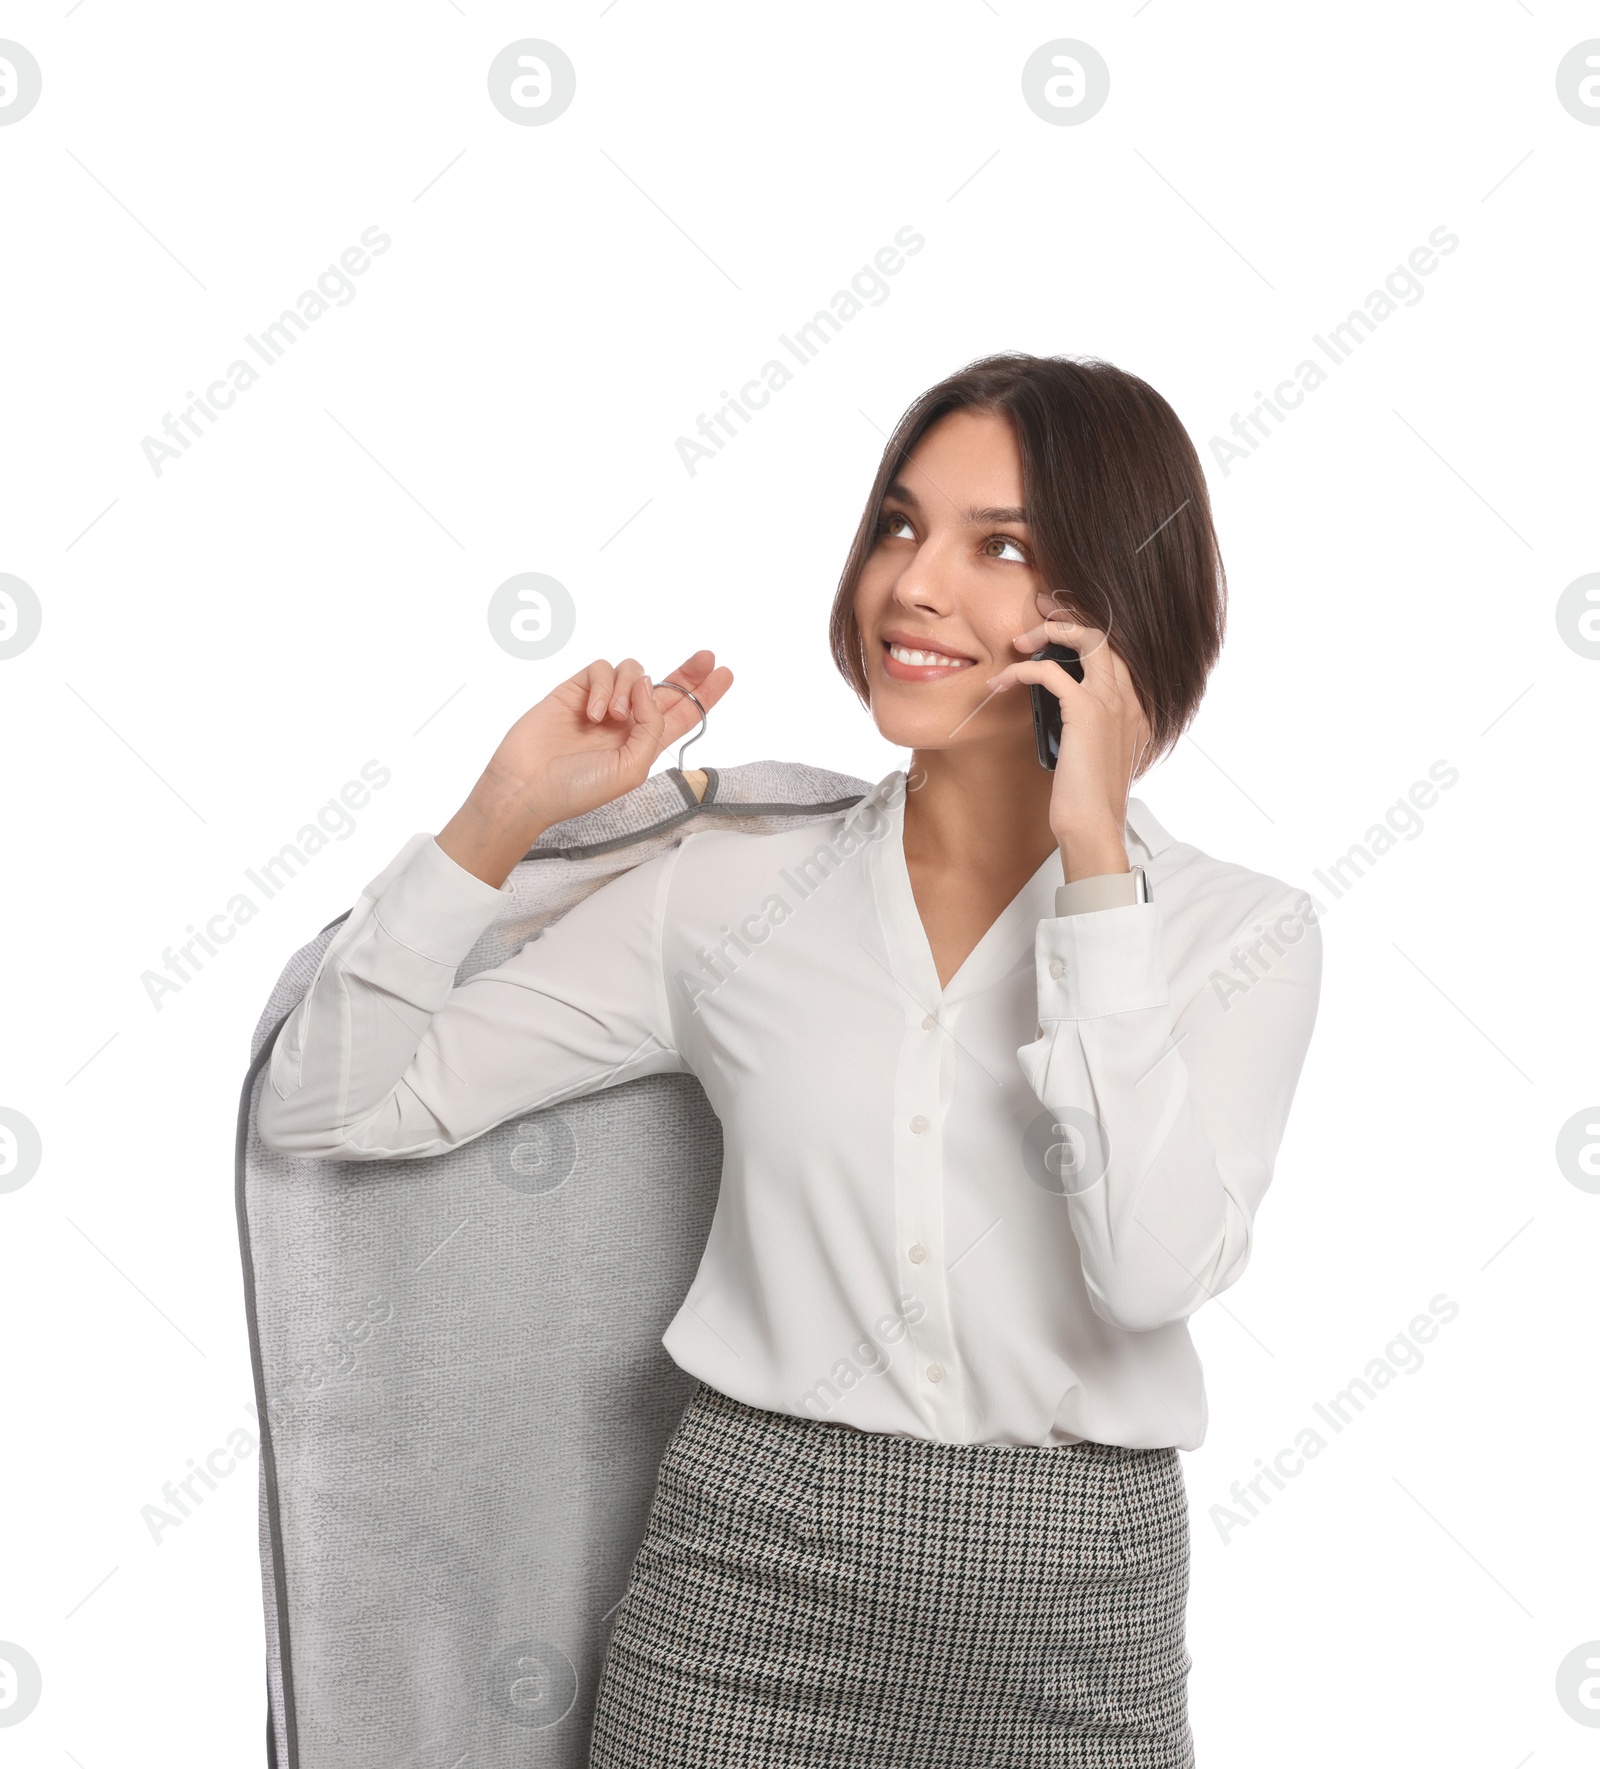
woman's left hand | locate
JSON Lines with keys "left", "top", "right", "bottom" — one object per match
{"left": 986, "top": 614, "right": 1153, "bottom": 883}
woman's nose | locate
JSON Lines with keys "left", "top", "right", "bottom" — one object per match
{"left": 890, "top": 539, "right": 956, "bottom": 614}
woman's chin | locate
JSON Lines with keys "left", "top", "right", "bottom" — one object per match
{"left": 869, "top": 712, "right": 988, "bottom": 754}
{"left": 868, "top": 694, "right": 1036, "bottom": 760}
{"left": 868, "top": 702, "right": 951, "bottom": 752}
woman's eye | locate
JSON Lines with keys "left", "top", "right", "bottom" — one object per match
{"left": 982, "top": 535, "right": 1028, "bottom": 563}
{"left": 878, "top": 511, "right": 915, "bottom": 541}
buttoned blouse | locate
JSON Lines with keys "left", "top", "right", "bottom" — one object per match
{"left": 258, "top": 771, "right": 1321, "bottom": 1449}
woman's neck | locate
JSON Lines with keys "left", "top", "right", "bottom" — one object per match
{"left": 902, "top": 738, "right": 1059, "bottom": 880}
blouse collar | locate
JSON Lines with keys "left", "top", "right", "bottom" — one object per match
{"left": 853, "top": 771, "right": 1166, "bottom": 1009}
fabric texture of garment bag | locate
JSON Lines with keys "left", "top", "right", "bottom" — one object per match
{"left": 236, "top": 758, "right": 872, "bottom": 1769}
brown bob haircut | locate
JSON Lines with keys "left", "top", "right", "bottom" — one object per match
{"left": 828, "top": 352, "right": 1226, "bottom": 766}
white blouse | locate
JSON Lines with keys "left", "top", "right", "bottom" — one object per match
{"left": 258, "top": 771, "right": 1321, "bottom": 1450}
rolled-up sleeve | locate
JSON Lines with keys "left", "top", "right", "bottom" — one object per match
{"left": 1016, "top": 889, "right": 1321, "bottom": 1333}
{"left": 257, "top": 833, "right": 686, "bottom": 1161}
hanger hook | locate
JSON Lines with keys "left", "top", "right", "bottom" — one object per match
{"left": 652, "top": 679, "right": 708, "bottom": 772}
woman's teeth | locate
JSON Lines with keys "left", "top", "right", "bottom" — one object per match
{"left": 888, "top": 643, "right": 967, "bottom": 667}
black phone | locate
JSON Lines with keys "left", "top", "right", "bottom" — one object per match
{"left": 1029, "top": 643, "right": 1084, "bottom": 770}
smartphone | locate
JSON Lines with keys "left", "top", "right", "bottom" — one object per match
{"left": 1029, "top": 642, "right": 1084, "bottom": 770}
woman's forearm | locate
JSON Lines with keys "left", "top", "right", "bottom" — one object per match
{"left": 1020, "top": 883, "right": 1322, "bottom": 1332}
{"left": 256, "top": 835, "right": 510, "bottom": 1158}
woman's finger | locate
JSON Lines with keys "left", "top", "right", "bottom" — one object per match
{"left": 649, "top": 654, "right": 713, "bottom": 728}
{"left": 652, "top": 652, "right": 732, "bottom": 714}
{"left": 609, "top": 657, "right": 647, "bottom": 720}
{"left": 694, "top": 662, "right": 734, "bottom": 711}
{"left": 657, "top": 665, "right": 735, "bottom": 745}
{"left": 657, "top": 649, "right": 718, "bottom": 693}
{"left": 618, "top": 672, "right": 667, "bottom": 772}
{"left": 985, "top": 658, "right": 1088, "bottom": 699}
{"left": 581, "top": 659, "right": 616, "bottom": 723}
{"left": 1009, "top": 640, "right": 1145, "bottom": 736}
{"left": 1012, "top": 615, "right": 1114, "bottom": 668}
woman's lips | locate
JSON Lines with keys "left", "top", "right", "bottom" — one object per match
{"left": 880, "top": 638, "right": 977, "bottom": 682}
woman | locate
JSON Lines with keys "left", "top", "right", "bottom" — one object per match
{"left": 259, "top": 352, "right": 1321, "bottom": 1765}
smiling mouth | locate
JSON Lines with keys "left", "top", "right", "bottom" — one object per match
{"left": 882, "top": 639, "right": 976, "bottom": 678}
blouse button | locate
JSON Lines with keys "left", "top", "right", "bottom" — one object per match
{"left": 1048, "top": 956, "right": 1066, "bottom": 980}
{"left": 909, "top": 1114, "right": 929, "bottom": 1134}
{"left": 926, "top": 1363, "right": 945, "bottom": 1384}
{"left": 921, "top": 1013, "right": 937, "bottom": 1030}
{"left": 908, "top": 1243, "right": 927, "bottom": 1264}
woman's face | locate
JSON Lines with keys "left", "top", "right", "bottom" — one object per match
{"left": 852, "top": 407, "right": 1055, "bottom": 757}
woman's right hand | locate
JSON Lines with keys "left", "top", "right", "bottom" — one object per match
{"left": 437, "top": 649, "right": 734, "bottom": 887}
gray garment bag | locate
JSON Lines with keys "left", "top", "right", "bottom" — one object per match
{"left": 236, "top": 760, "right": 871, "bottom": 1769}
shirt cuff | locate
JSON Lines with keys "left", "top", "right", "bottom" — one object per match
{"left": 363, "top": 833, "right": 513, "bottom": 967}
{"left": 1036, "top": 902, "right": 1168, "bottom": 1021}
{"left": 1054, "top": 871, "right": 1140, "bottom": 917}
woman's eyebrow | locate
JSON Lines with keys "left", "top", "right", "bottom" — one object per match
{"left": 883, "top": 479, "right": 1029, "bottom": 526}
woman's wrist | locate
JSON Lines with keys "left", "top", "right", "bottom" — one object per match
{"left": 437, "top": 768, "right": 550, "bottom": 888}
{"left": 1055, "top": 821, "right": 1130, "bottom": 885}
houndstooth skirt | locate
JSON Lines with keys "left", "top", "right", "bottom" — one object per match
{"left": 588, "top": 1382, "right": 1194, "bottom": 1767}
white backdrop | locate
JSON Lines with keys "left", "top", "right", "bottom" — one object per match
{"left": 2, "top": 2, "right": 1598, "bottom": 1762}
